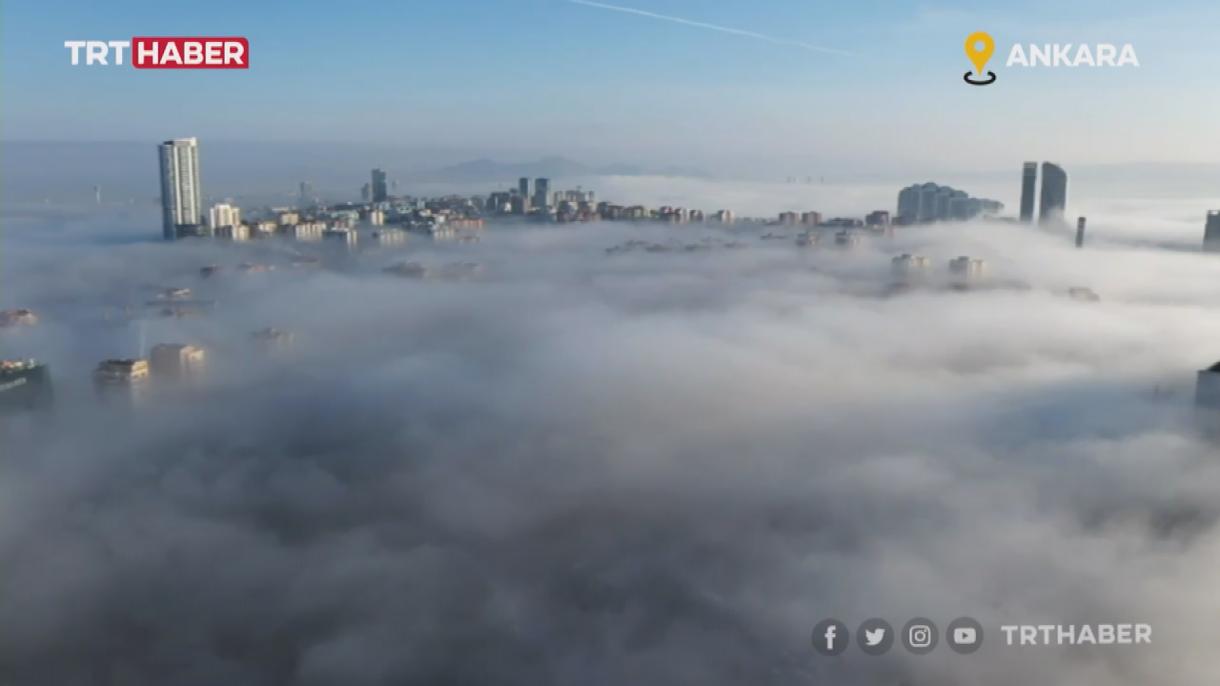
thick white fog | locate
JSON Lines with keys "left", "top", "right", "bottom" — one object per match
{"left": 3, "top": 184, "right": 1220, "bottom": 685}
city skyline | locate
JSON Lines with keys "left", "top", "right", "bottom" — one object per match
{"left": 8, "top": 4, "right": 1220, "bottom": 685}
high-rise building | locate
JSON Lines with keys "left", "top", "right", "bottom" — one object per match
{"left": 371, "top": 168, "right": 388, "bottom": 203}
{"left": 896, "top": 185, "right": 919, "bottom": 223}
{"left": 1204, "top": 211, "right": 1220, "bottom": 252}
{"left": 1076, "top": 217, "right": 1087, "bottom": 248}
{"left": 299, "top": 181, "right": 314, "bottom": 208}
{"left": 533, "top": 178, "right": 550, "bottom": 210}
{"left": 1039, "top": 162, "right": 1067, "bottom": 224}
{"left": 517, "top": 177, "right": 531, "bottom": 214}
{"left": 158, "top": 137, "right": 202, "bottom": 240}
{"left": 917, "top": 182, "right": 939, "bottom": 222}
{"left": 207, "top": 202, "right": 241, "bottom": 230}
{"left": 1020, "top": 162, "right": 1038, "bottom": 222}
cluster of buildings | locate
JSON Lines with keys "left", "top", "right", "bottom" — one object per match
{"left": 895, "top": 183, "right": 1004, "bottom": 224}
{"left": 93, "top": 343, "right": 207, "bottom": 401}
{"left": 891, "top": 254, "right": 988, "bottom": 283}
{"left": 157, "top": 138, "right": 484, "bottom": 244}
{"left": 153, "top": 138, "right": 1220, "bottom": 267}
{"left": 161, "top": 137, "right": 979, "bottom": 246}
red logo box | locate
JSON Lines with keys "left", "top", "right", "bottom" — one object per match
{"left": 131, "top": 37, "right": 248, "bottom": 69}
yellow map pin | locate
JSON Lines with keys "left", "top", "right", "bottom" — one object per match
{"left": 964, "top": 31, "right": 995, "bottom": 75}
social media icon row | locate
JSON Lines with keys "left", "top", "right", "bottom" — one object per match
{"left": 811, "top": 617, "right": 983, "bottom": 656}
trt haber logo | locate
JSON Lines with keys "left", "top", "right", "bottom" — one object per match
{"left": 64, "top": 37, "right": 248, "bottom": 69}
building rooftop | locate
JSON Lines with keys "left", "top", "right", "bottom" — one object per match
{"left": 1, "top": 359, "right": 42, "bottom": 373}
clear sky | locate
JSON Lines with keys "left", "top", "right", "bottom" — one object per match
{"left": 2, "top": 0, "right": 1219, "bottom": 174}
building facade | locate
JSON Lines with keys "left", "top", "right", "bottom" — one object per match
{"left": 207, "top": 202, "right": 241, "bottom": 230}
{"left": 1204, "top": 211, "right": 1220, "bottom": 252}
{"left": 158, "top": 137, "right": 202, "bottom": 240}
{"left": 1039, "top": 162, "right": 1068, "bottom": 224}
{"left": 371, "top": 168, "right": 388, "bottom": 203}
{"left": 1020, "top": 162, "right": 1038, "bottom": 222}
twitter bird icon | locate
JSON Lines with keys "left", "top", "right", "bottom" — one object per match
{"left": 857, "top": 619, "right": 894, "bottom": 655}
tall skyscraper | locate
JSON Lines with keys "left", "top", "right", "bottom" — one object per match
{"left": 1039, "top": 162, "right": 1067, "bottom": 224}
{"left": 518, "top": 177, "right": 531, "bottom": 214}
{"left": 158, "top": 137, "right": 202, "bottom": 240}
{"left": 1204, "top": 211, "right": 1220, "bottom": 252}
{"left": 1020, "top": 162, "right": 1037, "bottom": 222}
{"left": 299, "top": 181, "right": 314, "bottom": 208}
{"left": 371, "top": 168, "right": 388, "bottom": 203}
{"left": 533, "top": 177, "right": 550, "bottom": 210}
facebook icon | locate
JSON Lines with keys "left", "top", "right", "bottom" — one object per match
{"left": 812, "top": 619, "right": 850, "bottom": 656}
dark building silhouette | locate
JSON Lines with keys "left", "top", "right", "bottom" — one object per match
{"left": 1204, "top": 211, "right": 1220, "bottom": 252}
{"left": 533, "top": 177, "right": 550, "bottom": 211}
{"left": 371, "top": 168, "right": 388, "bottom": 203}
{"left": 0, "top": 360, "right": 52, "bottom": 414}
{"left": 1020, "top": 162, "right": 1037, "bottom": 222}
{"left": 1197, "top": 361, "right": 1220, "bottom": 408}
{"left": 517, "top": 177, "right": 531, "bottom": 214}
{"left": 1039, "top": 162, "right": 1067, "bottom": 224}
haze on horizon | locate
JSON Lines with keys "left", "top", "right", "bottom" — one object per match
{"left": 2, "top": 0, "right": 1219, "bottom": 176}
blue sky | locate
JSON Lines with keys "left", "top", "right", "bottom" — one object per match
{"left": 3, "top": 0, "right": 1219, "bottom": 173}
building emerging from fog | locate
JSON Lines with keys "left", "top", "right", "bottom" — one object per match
{"left": 150, "top": 344, "right": 206, "bottom": 381}
{"left": 158, "top": 137, "right": 202, "bottom": 240}
{"left": 533, "top": 178, "right": 550, "bottom": 211}
{"left": 371, "top": 168, "right": 388, "bottom": 203}
{"left": 1196, "top": 361, "right": 1220, "bottom": 409}
{"left": 949, "top": 256, "right": 988, "bottom": 283}
{"left": 1020, "top": 162, "right": 1038, "bottom": 222}
{"left": 207, "top": 202, "right": 241, "bottom": 231}
{"left": 1039, "top": 162, "right": 1068, "bottom": 224}
{"left": 0, "top": 359, "right": 52, "bottom": 413}
{"left": 895, "top": 182, "right": 1001, "bottom": 224}
{"left": 1203, "top": 211, "right": 1220, "bottom": 252}
{"left": 891, "top": 253, "right": 932, "bottom": 278}
{"left": 94, "top": 358, "right": 151, "bottom": 403}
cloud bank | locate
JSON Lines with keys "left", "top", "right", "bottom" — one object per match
{"left": 3, "top": 196, "right": 1220, "bottom": 685}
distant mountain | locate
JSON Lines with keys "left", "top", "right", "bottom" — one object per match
{"left": 419, "top": 156, "right": 712, "bottom": 182}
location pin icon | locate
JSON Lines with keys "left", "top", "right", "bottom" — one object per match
{"left": 964, "top": 31, "right": 995, "bottom": 75}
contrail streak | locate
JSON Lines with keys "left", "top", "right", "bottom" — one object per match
{"left": 566, "top": 0, "right": 852, "bottom": 56}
